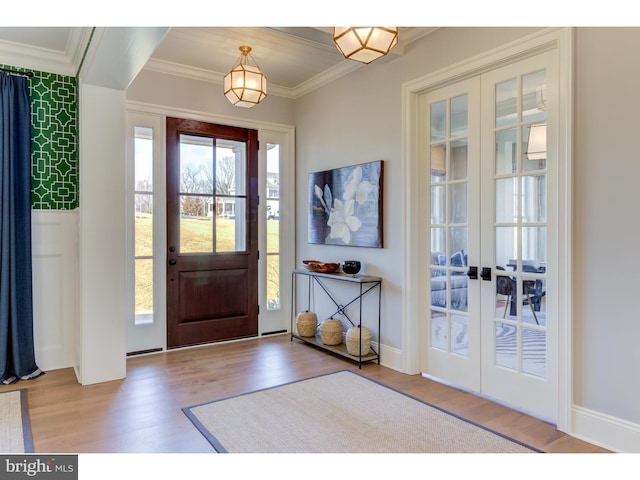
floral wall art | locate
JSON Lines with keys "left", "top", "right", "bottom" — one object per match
{"left": 308, "top": 160, "right": 383, "bottom": 248}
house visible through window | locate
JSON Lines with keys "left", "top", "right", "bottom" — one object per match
{"left": 266, "top": 143, "right": 280, "bottom": 310}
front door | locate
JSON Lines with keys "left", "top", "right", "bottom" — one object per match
{"left": 166, "top": 117, "right": 258, "bottom": 348}
{"left": 421, "top": 49, "right": 557, "bottom": 421}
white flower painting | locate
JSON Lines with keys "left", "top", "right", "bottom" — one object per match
{"left": 308, "top": 161, "right": 383, "bottom": 247}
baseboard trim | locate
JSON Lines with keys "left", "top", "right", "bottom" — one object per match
{"left": 572, "top": 405, "right": 640, "bottom": 453}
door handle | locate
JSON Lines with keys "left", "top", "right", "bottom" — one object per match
{"left": 168, "top": 259, "right": 177, "bottom": 266}
{"left": 466, "top": 266, "right": 478, "bottom": 280}
{"left": 480, "top": 267, "right": 492, "bottom": 281}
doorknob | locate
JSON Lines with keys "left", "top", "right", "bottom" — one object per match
{"left": 168, "top": 259, "right": 177, "bottom": 266}
{"left": 480, "top": 267, "right": 492, "bottom": 281}
{"left": 466, "top": 266, "right": 478, "bottom": 280}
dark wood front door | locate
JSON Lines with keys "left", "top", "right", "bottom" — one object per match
{"left": 166, "top": 117, "right": 258, "bottom": 348}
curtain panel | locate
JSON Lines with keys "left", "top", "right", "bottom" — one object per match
{"left": 0, "top": 72, "right": 43, "bottom": 384}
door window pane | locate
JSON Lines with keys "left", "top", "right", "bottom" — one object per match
{"left": 134, "top": 126, "right": 154, "bottom": 321}
{"left": 449, "top": 183, "right": 467, "bottom": 224}
{"left": 495, "top": 177, "right": 517, "bottom": 223}
{"left": 431, "top": 228, "right": 446, "bottom": 264}
{"left": 450, "top": 94, "right": 468, "bottom": 137}
{"left": 450, "top": 139, "right": 468, "bottom": 180}
{"left": 451, "top": 313, "right": 468, "bottom": 355}
{"left": 495, "top": 322, "right": 517, "bottom": 371}
{"left": 495, "top": 226, "right": 517, "bottom": 270}
{"left": 522, "top": 175, "right": 547, "bottom": 222}
{"left": 180, "top": 135, "right": 214, "bottom": 194}
{"left": 523, "top": 123, "right": 547, "bottom": 171}
{"left": 135, "top": 258, "right": 153, "bottom": 315}
{"left": 266, "top": 143, "right": 281, "bottom": 312}
{"left": 430, "top": 310, "right": 447, "bottom": 350}
{"left": 180, "top": 196, "right": 213, "bottom": 253}
{"left": 431, "top": 185, "right": 445, "bottom": 224}
{"left": 495, "top": 128, "right": 517, "bottom": 175}
{"left": 216, "top": 139, "right": 246, "bottom": 196}
{"left": 522, "top": 226, "right": 546, "bottom": 265}
{"left": 430, "top": 144, "right": 446, "bottom": 182}
{"left": 495, "top": 78, "right": 517, "bottom": 127}
{"left": 217, "top": 198, "right": 246, "bottom": 252}
{"left": 522, "top": 69, "right": 547, "bottom": 124}
{"left": 430, "top": 100, "right": 446, "bottom": 141}
{"left": 522, "top": 327, "right": 546, "bottom": 378}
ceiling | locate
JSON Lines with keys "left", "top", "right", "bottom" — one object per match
{"left": 0, "top": 26, "right": 436, "bottom": 98}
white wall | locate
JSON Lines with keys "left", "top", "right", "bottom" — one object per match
{"left": 571, "top": 28, "right": 640, "bottom": 447}
{"left": 77, "top": 84, "right": 127, "bottom": 385}
{"left": 32, "top": 210, "right": 78, "bottom": 371}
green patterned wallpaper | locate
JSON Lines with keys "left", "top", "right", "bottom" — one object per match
{"left": 2, "top": 65, "right": 79, "bottom": 210}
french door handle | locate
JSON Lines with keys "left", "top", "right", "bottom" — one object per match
{"left": 466, "top": 266, "right": 478, "bottom": 280}
{"left": 480, "top": 267, "right": 492, "bottom": 281}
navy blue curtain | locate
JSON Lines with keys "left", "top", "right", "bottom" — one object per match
{"left": 0, "top": 72, "right": 43, "bottom": 384}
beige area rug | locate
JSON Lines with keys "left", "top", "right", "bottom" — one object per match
{"left": 0, "top": 389, "right": 34, "bottom": 453}
{"left": 183, "top": 370, "right": 541, "bottom": 453}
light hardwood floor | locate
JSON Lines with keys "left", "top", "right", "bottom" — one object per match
{"left": 4, "top": 334, "right": 610, "bottom": 454}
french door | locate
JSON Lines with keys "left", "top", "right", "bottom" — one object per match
{"left": 420, "top": 50, "right": 557, "bottom": 421}
{"left": 165, "top": 117, "right": 259, "bottom": 348}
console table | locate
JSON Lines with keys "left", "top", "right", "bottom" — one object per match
{"left": 290, "top": 269, "right": 382, "bottom": 368}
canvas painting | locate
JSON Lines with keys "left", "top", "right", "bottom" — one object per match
{"left": 308, "top": 160, "right": 383, "bottom": 248}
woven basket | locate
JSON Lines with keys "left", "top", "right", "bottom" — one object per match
{"left": 319, "top": 318, "right": 343, "bottom": 345}
{"left": 296, "top": 311, "right": 318, "bottom": 337}
{"left": 346, "top": 326, "right": 372, "bottom": 356}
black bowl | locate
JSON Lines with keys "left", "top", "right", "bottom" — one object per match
{"left": 342, "top": 260, "right": 361, "bottom": 275}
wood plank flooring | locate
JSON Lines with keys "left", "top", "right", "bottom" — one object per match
{"left": 2, "top": 334, "right": 610, "bottom": 454}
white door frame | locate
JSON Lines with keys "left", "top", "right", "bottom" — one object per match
{"left": 401, "top": 28, "right": 573, "bottom": 432}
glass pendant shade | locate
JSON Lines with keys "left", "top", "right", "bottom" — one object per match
{"left": 334, "top": 27, "right": 398, "bottom": 64}
{"left": 224, "top": 46, "right": 267, "bottom": 108}
{"left": 525, "top": 124, "right": 547, "bottom": 160}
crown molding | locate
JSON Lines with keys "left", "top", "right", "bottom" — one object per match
{"left": 0, "top": 27, "right": 92, "bottom": 77}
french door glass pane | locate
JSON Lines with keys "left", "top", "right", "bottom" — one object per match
{"left": 430, "top": 144, "right": 446, "bottom": 181}
{"left": 431, "top": 185, "right": 445, "bottom": 224}
{"left": 522, "top": 124, "right": 547, "bottom": 171}
{"left": 451, "top": 313, "right": 468, "bottom": 355}
{"left": 495, "top": 322, "right": 517, "bottom": 371}
{"left": 495, "top": 128, "right": 517, "bottom": 174}
{"left": 522, "top": 175, "right": 547, "bottom": 222}
{"left": 522, "top": 226, "right": 546, "bottom": 265}
{"left": 430, "top": 101, "right": 446, "bottom": 141}
{"left": 522, "top": 69, "right": 547, "bottom": 124}
{"left": 495, "top": 226, "right": 517, "bottom": 269}
{"left": 267, "top": 143, "right": 281, "bottom": 310}
{"left": 449, "top": 183, "right": 467, "bottom": 224}
{"left": 450, "top": 139, "right": 468, "bottom": 180}
{"left": 431, "top": 227, "right": 445, "bottom": 264}
{"left": 430, "top": 310, "right": 447, "bottom": 351}
{"left": 495, "top": 78, "right": 517, "bottom": 127}
{"left": 522, "top": 327, "right": 546, "bottom": 378}
{"left": 495, "top": 177, "right": 517, "bottom": 223}
{"left": 450, "top": 94, "right": 468, "bottom": 137}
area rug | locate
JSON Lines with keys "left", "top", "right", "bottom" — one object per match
{"left": 183, "top": 370, "right": 541, "bottom": 453}
{"left": 0, "top": 389, "right": 34, "bottom": 453}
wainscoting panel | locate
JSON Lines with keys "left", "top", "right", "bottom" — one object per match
{"left": 32, "top": 210, "right": 78, "bottom": 372}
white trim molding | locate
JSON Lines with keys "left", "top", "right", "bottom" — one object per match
{"left": 572, "top": 405, "right": 640, "bottom": 453}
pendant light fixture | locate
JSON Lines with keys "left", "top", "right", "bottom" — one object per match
{"left": 525, "top": 124, "right": 547, "bottom": 161}
{"left": 333, "top": 27, "right": 398, "bottom": 64}
{"left": 223, "top": 46, "right": 267, "bottom": 108}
